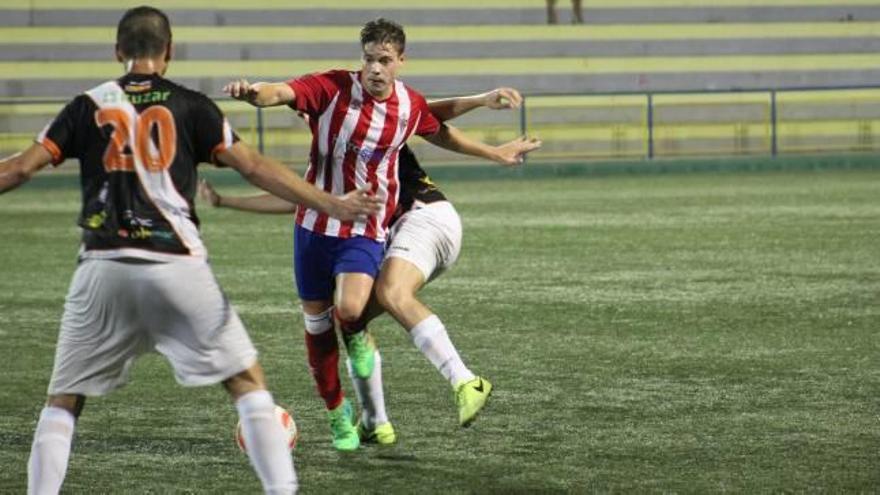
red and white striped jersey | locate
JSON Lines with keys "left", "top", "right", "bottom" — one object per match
{"left": 287, "top": 70, "right": 440, "bottom": 241}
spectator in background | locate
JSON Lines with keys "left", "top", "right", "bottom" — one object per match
{"left": 546, "top": 0, "right": 584, "bottom": 24}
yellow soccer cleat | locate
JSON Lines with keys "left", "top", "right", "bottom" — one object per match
{"left": 357, "top": 421, "right": 397, "bottom": 445}
{"left": 454, "top": 376, "right": 493, "bottom": 427}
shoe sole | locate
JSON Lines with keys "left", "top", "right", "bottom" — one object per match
{"left": 361, "top": 436, "right": 397, "bottom": 446}
{"left": 332, "top": 434, "right": 360, "bottom": 451}
{"left": 357, "top": 421, "right": 397, "bottom": 445}
{"left": 460, "top": 387, "right": 493, "bottom": 428}
{"left": 333, "top": 434, "right": 361, "bottom": 451}
{"left": 358, "top": 430, "right": 397, "bottom": 445}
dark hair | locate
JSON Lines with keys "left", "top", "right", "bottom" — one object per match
{"left": 360, "top": 18, "right": 406, "bottom": 54}
{"left": 116, "top": 6, "right": 172, "bottom": 59}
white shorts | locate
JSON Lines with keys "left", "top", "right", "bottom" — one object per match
{"left": 47, "top": 258, "right": 258, "bottom": 396}
{"left": 384, "top": 200, "right": 463, "bottom": 283}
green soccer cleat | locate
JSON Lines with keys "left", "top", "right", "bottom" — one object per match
{"left": 327, "top": 398, "right": 360, "bottom": 451}
{"left": 454, "top": 376, "right": 493, "bottom": 427}
{"left": 357, "top": 421, "right": 397, "bottom": 445}
{"left": 343, "top": 330, "right": 376, "bottom": 379}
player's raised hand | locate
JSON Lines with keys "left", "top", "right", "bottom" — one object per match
{"left": 484, "top": 87, "right": 523, "bottom": 110}
{"left": 198, "top": 178, "right": 222, "bottom": 207}
{"left": 331, "top": 188, "right": 383, "bottom": 221}
{"left": 494, "top": 136, "right": 542, "bottom": 166}
{"left": 223, "top": 79, "right": 260, "bottom": 102}
{"left": 223, "top": 81, "right": 294, "bottom": 107}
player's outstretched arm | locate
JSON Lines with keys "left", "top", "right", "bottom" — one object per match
{"left": 0, "top": 144, "right": 52, "bottom": 194}
{"left": 428, "top": 87, "right": 522, "bottom": 122}
{"left": 215, "top": 142, "right": 381, "bottom": 221}
{"left": 223, "top": 79, "right": 295, "bottom": 107}
{"left": 495, "top": 136, "right": 543, "bottom": 165}
{"left": 198, "top": 179, "right": 297, "bottom": 214}
{"left": 423, "top": 123, "right": 541, "bottom": 166}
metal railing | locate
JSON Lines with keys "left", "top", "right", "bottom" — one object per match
{"left": 520, "top": 84, "right": 880, "bottom": 161}
{"left": 3, "top": 84, "right": 880, "bottom": 163}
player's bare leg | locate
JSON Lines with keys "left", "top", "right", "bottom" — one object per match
{"left": 333, "top": 273, "right": 374, "bottom": 324}
{"left": 302, "top": 298, "right": 360, "bottom": 451}
{"left": 335, "top": 273, "right": 378, "bottom": 379}
{"left": 328, "top": 272, "right": 395, "bottom": 444}
{"left": 223, "top": 364, "right": 297, "bottom": 494}
{"left": 375, "top": 258, "right": 431, "bottom": 329}
{"left": 376, "top": 257, "right": 492, "bottom": 427}
{"left": 376, "top": 259, "right": 474, "bottom": 383}
{"left": 28, "top": 394, "right": 83, "bottom": 494}
{"left": 223, "top": 362, "right": 268, "bottom": 399}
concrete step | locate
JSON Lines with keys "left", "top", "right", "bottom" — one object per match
{"left": 2, "top": 5, "right": 879, "bottom": 26}
{"left": 4, "top": 22, "right": 877, "bottom": 43}
{"left": 4, "top": 53, "right": 877, "bottom": 78}
{"left": 3, "top": 70, "right": 879, "bottom": 99}
{"left": 3, "top": 23, "right": 876, "bottom": 60}
{"left": 3, "top": 37, "right": 878, "bottom": 62}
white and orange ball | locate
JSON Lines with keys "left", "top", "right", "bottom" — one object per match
{"left": 235, "top": 405, "right": 299, "bottom": 452}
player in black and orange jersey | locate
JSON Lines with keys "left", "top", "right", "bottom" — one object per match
{"left": 0, "top": 6, "right": 380, "bottom": 494}
{"left": 199, "top": 87, "right": 530, "bottom": 444}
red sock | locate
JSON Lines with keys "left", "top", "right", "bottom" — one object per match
{"left": 304, "top": 330, "right": 343, "bottom": 410}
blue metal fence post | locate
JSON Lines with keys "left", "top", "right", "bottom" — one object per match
{"left": 257, "top": 106, "right": 265, "bottom": 154}
{"left": 770, "top": 90, "right": 778, "bottom": 157}
{"left": 647, "top": 93, "right": 654, "bottom": 159}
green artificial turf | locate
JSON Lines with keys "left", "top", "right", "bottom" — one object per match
{"left": 0, "top": 168, "right": 878, "bottom": 492}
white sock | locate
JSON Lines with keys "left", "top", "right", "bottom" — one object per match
{"left": 409, "top": 315, "right": 475, "bottom": 387}
{"left": 28, "top": 406, "right": 75, "bottom": 495}
{"left": 235, "top": 390, "right": 298, "bottom": 495}
{"left": 303, "top": 307, "right": 334, "bottom": 335}
{"left": 346, "top": 351, "right": 389, "bottom": 429}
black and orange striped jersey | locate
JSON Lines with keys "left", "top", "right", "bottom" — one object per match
{"left": 36, "top": 73, "right": 238, "bottom": 261}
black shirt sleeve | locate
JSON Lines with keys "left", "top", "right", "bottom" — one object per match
{"left": 36, "top": 95, "right": 91, "bottom": 166}
{"left": 191, "top": 95, "right": 240, "bottom": 166}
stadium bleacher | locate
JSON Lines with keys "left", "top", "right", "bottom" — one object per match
{"left": 1, "top": 0, "right": 878, "bottom": 161}
{"left": 2, "top": 0, "right": 879, "bottom": 96}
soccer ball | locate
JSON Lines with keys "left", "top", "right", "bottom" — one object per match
{"left": 235, "top": 405, "right": 299, "bottom": 452}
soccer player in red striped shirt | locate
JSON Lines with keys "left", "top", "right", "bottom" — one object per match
{"left": 225, "top": 18, "right": 539, "bottom": 451}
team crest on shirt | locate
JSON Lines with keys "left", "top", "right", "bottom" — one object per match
{"left": 350, "top": 99, "right": 362, "bottom": 110}
{"left": 398, "top": 117, "right": 408, "bottom": 131}
{"left": 347, "top": 141, "right": 387, "bottom": 163}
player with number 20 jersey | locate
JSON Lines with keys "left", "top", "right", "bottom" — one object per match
{"left": 37, "top": 73, "right": 236, "bottom": 260}
{"left": 4, "top": 7, "right": 381, "bottom": 493}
